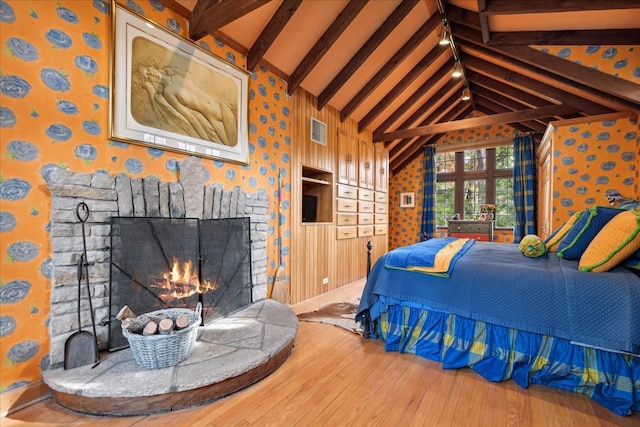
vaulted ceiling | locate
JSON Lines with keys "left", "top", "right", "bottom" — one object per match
{"left": 162, "top": 0, "right": 640, "bottom": 175}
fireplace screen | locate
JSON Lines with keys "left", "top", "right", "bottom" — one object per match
{"left": 108, "top": 217, "right": 252, "bottom": 351}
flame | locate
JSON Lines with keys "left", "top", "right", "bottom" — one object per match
{"left": 150, "top": 258, "right": 217, "bottom": 300}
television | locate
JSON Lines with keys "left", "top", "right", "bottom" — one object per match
{"left": 302, "top": 194, "right": 318, "bottom": 222}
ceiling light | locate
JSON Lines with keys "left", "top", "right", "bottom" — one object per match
{"left": 452, "top": 62, "right": 463, "bottom": 78}
{"left": 438, "top": 25, "right": 450, "bottom": 45}
{"left": 461, "top": 87, "right": 471, "bottom": 101}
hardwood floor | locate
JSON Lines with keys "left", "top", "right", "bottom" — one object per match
{"left": 3, "top": 280, "right": 639, "bottom": 426}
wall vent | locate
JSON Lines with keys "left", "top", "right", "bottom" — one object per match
{"left": 310, "top": 117, "right": 327, "bottom": 146}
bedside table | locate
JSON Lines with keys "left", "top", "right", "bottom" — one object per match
{"left": 448, "top": 220, "right": 494, "bottom": 241}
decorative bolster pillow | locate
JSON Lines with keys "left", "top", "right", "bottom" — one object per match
{"left": 519, "top": 234, "right": 546, "bottom": 258}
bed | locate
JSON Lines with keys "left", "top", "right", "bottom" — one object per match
{"left": 356, "top": 214, "right": 640, "bottom": 416}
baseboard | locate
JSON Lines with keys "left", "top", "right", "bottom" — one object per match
{"left": 0, "top": 381, "right": 50, "bottom": 417}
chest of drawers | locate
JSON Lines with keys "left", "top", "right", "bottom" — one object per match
{"left": 448, "top": 220, "right": 494, "bottom": 241}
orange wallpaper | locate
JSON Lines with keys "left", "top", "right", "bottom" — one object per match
{"left": 0, "top": 0, "right": 291, "bottom": 392}
{"left": 389, "top": 45, "right": 639, "bottom": 251}
{"left": 533, "top": 45, "right": 640, "bottom": 84}
{"left": 550, "top": 116, "right": 639, "bottom": 230}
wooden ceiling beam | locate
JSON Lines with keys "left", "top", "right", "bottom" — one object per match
{"left": 317, "top": 0, "right": 420, "bottom": 110}
{"left": 390, "top": 104, "right": 472, "bottom": 175}
{"left": 487, "top": 29, "right": 640, "bottom": 45}
{"left": 473, "top": 100, "right": 538, "bottom": 134}
{"left": 388, "top": 92, "right": 461, "bottom": 156}
{"left": 459, "top": 47, "right": 613, "bottom": 115}
{"left": 450, "top": 13, "right": 640, "bottom": 110}
{"left": 247, "top": 0, "right": 302, "bottom": 71}
{"left": 287, "top": 0, "right": 367, "bottom": 95}
{"left": 376, "top": 104, "right": 580, "bottom": 142}
{"left": 470, "top": 89, "right": 548, "bottom": 133}
{"left": 476, "top": 0, "right": 491, "bottom": 43}
{"left": 481, "top": 0, "right": 640, "bottom": 15}
{"left": 373, "top": 63, "right": 455, "bottom": 138}
{"left": 465, "top": 70, "right": 550, "bottom": 108}
{"left": 157, "top": 0, "right": 192, "bottom": 18}
{"left": 358, "top": 43, "right": 449, "bottom": 133}
{"left": 459, "top": 40, "right": 639, "bottom": 113}
{"left": 491, "top": 44, "right": 640, "bottom": 105}
{"left": 189, "top": 0, "right": 270, "bottom": 40}
{"left": 385, "top": 80, "right": 463, "bottom": 152}
{"left": 339, "top": 11, "right": 441, "bottom": 122}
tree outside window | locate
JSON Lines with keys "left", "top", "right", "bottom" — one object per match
{"left": 435, "top": 145, "right": 514, "bottom": 228}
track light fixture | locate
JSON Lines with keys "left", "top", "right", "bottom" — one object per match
{"left": 452, "top": 62, "right": 463, "bottom": 78}
{"left": 461, "top": 87, "right": 471, "bottom": 101}
{"left": 438, "top": 24, "right": 451, "bottom": 45}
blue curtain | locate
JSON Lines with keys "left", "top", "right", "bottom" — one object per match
{"left": 421, "top": 146, "right": 436, "bottom": 240}
{"left": 513, "top": 134, "right": 537, "bottom": 242}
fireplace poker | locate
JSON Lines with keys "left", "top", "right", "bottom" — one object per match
{"left": 77, "top": 202, "right": 101, "bottom": 368}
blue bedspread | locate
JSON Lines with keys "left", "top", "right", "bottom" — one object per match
{"left": 358, "top": 241, "right": 640, "bottom": 356}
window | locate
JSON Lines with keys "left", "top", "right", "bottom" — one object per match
{"left": 435, "top": 181, "right": 456, "bottom": 226}
{"left": 435, "top": 145, "right": 514, "bottom": 228}
{"left": 464, "top": 149, "right": 486, "bottom": 171}
{"left": 436, "top": 151, "right": 456, "bottom": 173}
{"left": 495, "top": 177, "right": 514, "bottom": 227}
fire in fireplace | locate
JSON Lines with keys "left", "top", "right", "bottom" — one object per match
{"left": 108, "top": 216, "right": 252, "bottom": 351}
{"left": 150, "top": 258, "right": 217, "bottom": 300}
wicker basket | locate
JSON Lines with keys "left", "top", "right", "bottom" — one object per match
{"left": 122, "top": 302, "right": 202, "bottom": 369}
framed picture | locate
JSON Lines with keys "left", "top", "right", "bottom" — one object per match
{"left": 110, "top": 4, "right": 250, "bottom": 164}
{"left": 400, "top": 192, "right": 414, "bottom": 208}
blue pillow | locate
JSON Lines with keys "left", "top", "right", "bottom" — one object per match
{"left": 618, "top": 200, "right": 640, "bottom": 210}
{"left": 557, "top": 206, "right": 624, "bottom": 260}
{"left": 619, "top": 201, "right": 640, "bottom": 269}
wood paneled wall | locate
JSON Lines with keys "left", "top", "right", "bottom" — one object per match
{"left": 290, "top": 90, "right": 388, "bottom": 304}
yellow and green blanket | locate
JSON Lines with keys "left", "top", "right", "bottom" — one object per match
{"left": 384, "top": 237, "right": 474, "bottom": 277}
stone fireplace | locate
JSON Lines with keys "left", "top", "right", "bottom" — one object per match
{"left": 46, "top": 157, "right": 269, "bottom": 367}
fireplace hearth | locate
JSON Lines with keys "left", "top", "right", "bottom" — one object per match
{"left": 46, "top": 157, "right": 270, "bottom": 367}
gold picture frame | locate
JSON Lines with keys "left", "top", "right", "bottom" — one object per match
{"left": 110, "top": 3, "right": 250, "bottom": 164}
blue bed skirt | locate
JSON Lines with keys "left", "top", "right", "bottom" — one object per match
{"left": 367, "top": 300, "right": 640, "bottom": 416}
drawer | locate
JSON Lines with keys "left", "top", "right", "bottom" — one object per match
{"left": 358, "top": 200, "right": 374, "bottom": 213}
{"left": 337, "top": 213, "right": 356, "bottom": 226}
{"left": 337, "top": 198, "right": 357, "bottom": 212}
{"left": 358, "top": 188, "right": 374, "bottom": 201}
{"left": 337, "top": 226, "right": 357, "bottom": 240}
{"left": 337, "top": 184, "right": 357, "bottom": 200}
{"left": 358, "top": 213, "right": 373, "bottom": 225}
{"left": 374, "top": 214, "right": 387, "bottom": 224}
{"left": 449, "top": 221, "right": 492, "bottom": 234}
{"left": 375, "top": 192, "right": 388, "bottom": 203}
{"left": 374, "top": 224, "right": 387, "bottom": 235}
{"left": 374, "top": 203, "right": 387, "bottom": 214}
{"left": 358, "top": 225, "right": 374, "bottom": 237}
{"left": 449, "top": 232, "right": 491, "bottom": 241}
